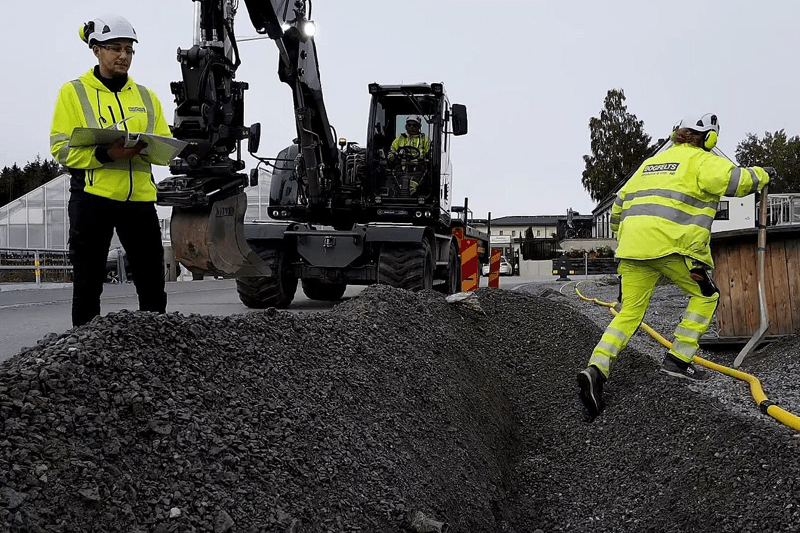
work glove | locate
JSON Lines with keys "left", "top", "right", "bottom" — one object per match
{"left": 762, "top": 166, "right": 777, "bottom": 182}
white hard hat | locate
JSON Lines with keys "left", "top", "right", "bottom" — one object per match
{"left": 675, "top": 113, "right": 719, "bottom": 135}
{"left": 674, "top": 113, "right": 719, "bottom": 151}
{"left": 80, "top": 16, "right": 138, "bottom": 47}
{"left": 406, "top": 115, "right": 422, "bottom": 126}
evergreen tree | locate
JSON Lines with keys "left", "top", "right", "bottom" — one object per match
{"left": 735, "top": 130, "right": 800, "bottom": 193}
{"left": 0, "top": 156, "right": 63, "bottom": 206}
{"left": 525, "top": 226, "right": 534, "bottom": 241}
{"left": 0, "top": 164, "right": 24, "bottom": 206}
{"left": 581, "top": 89, "right": 654, "bottom": 202}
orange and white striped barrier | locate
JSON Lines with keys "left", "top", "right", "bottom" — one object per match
{"left": 453, "top": 228, "right": 480, "bottom": 292}
{"left": 488, "top": 248, "right": 501, "bottom": 288}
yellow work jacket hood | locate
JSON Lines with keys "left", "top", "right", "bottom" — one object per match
{"left": 612, "top": 143, "right": 769, "bottom": 268}
{"left": 49, "top": 68, "right": 173, "bottom": 202}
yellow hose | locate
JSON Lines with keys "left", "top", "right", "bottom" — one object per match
{"left": 574, "top": 282, "right": 800, "bottom": 432}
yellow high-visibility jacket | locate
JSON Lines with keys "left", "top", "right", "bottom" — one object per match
{"left": 612, "top": 143, "right": 769, "bottom": 268}
{"left": 390, "top": 132, "right": 431, "bottom": 157}
{"left": 49, "top": 68, "right": 173, "bottom": 202}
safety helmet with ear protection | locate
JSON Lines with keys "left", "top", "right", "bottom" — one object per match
{"left": 80, "top": 16, "right": 138, "bottom": 47}
{"left": 674, "top": 113, "right": 719, "bottom": 151}
{"left": 406, "top": 115, "right": 422, "bottom": 127}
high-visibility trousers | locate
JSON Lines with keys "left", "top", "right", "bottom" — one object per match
{"left": 588, "top": 255, "right": 719, "bottom": 378}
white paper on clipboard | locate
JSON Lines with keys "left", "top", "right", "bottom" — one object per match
{"left": 68, "top": 127, "right": 188, "bottom": 166}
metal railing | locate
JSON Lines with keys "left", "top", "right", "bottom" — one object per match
{"left": 0, "top": 248, "right": 72, "bottom": 287}
{"left": 763, "top": 194, "right": 800, "bottom": 227}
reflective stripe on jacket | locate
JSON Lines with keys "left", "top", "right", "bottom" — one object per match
{"left": 49, "top": 69, "right": 173, "bottom": 202}
{"left": 391, "top": 133, "right": 431, "bottom": 156}
{"left": 612, "top": 143, "right": 769, "bottom": 268}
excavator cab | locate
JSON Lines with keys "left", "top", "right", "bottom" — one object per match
{"left": 364, "top": 83, "right": 466, "bottom": 226}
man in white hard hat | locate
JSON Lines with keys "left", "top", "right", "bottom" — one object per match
{"left": 390, "top": 115, "right": 431, "bottom": 160}
{"left": 50, "top": 15, "right": 172, "bottom": 327}
{"left": 388, "top": 115, "right": 431, "bottom": 193}
{"left": 577, "top": 113, "right": 776, "bottom": 417}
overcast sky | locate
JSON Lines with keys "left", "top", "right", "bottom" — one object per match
{"left": 3, "top": 1, "right": 798, "bottom": 219}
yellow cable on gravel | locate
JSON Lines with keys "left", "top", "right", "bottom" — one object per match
{"left": 574, "top": 282, "right": 800, "bottom": 433}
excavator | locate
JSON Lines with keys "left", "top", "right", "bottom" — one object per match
{"left": 156, "top": 0, "right": 489, "bottom": 308}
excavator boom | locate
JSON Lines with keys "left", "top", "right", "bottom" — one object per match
{"left": 157, "top": 0, "right": 339, "bottom": 277}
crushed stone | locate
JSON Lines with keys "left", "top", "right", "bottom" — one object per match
{"left": 1, "top": 281, "right": 799, "bottom": 532}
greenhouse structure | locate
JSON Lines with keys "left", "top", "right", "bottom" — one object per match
{"left": 0, "top": 170, "right": 273, "bottom": 282}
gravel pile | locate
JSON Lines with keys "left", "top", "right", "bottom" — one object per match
{"left": 1, "top": 281, "right": 799, "bottom": 532}
{"left": 536, "top": 277, "right": 800, "bottom": 425}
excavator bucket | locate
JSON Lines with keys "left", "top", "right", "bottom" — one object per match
{"left": 169, "top": 193, "right": 272, "bottom": 278}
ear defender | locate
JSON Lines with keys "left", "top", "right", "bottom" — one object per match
{"left": 80, "top": 21, "right": 94, "bottom": 44}
{"left": 703, "top": 130, "right": 718, "bottom": 151}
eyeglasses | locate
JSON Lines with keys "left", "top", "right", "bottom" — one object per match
{"left": 99, "top": 44, "right": 135, "bottom": 56}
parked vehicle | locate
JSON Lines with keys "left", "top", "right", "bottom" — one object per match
{"left": 106, "top": 247, "right": 131, "bottom": 283}
{"left": 482, "top": 256, "right": 512, "bottom": 276}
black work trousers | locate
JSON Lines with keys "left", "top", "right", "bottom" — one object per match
{"left": 68, "top": 191, "right": 167, "bottom": 327}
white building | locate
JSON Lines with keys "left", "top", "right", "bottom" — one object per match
{"left": 471, "top": 215, "right": 562, "bottom": 261}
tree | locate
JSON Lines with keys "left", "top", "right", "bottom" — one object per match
{"left": 0, "top": 164, "right": 24, "bottom": 206}
{"left": 581, "top": 89, "right": 655, "bottom": 202}
{"left": 0, "top": 156, "right": 63, "bottom": 206}
{"left": 735, "top": 130, "right": 800, "bottom": 193}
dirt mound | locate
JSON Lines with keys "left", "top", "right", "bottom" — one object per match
{"left": 2, "top": 285, "right": 799, "bottom": 532}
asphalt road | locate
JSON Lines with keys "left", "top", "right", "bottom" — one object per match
{"left": 0, "top": 275, "right": 539, "bottom": 363}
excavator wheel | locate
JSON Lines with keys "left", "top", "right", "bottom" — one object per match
{"left": 301, "top": 279, "right": 347, "bottom": 301}
{"left": 434, "top": 239, "right": 461, "bottom": 295}
{"left": 444, "top": 239, "right": 461, "bottom": 294}
{"left": 236, "top": 243, "right": 297, "bottom": 309}
{"left": 377, "top": 240, "right": 434, "bottom": 291}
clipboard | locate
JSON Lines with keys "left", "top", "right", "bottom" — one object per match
{"left": 68, "top": 125, "right": 188, "bottom": 166}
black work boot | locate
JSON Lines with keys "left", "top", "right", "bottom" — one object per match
{"left": 660, "top": 353, "right": 710, "bottom": 381}
{"left": 577, "top": 365, "right": 606, "bottom": 416}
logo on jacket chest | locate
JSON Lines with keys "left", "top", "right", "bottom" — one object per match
{"left": 643, "top": 162, "right": 679, "bottom": 174}
{"left": 127, "top": 106, "right": 146, "bottom": 113}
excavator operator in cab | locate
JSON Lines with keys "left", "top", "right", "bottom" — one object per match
{"left": 389, "top": 116, "right": 430, "bottom": 161}
{"left": 388, "top": 115, "right": 431, "bottom": 192}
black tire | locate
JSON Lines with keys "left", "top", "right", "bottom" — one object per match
{"left": 377, "top": 240, "right": 434, "bottom": 291}
{"left": 301, "top": 279, "right": 347, "bottom": 301}
{"left": 435, "top": 239, "right": 461, "bottom": 294}
{"left": 236, "top": 243, "right": 297, "bottom": 309}
{"left": 445, "top": 240, "right": 461, "bottom": 294}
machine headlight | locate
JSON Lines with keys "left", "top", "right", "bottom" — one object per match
{"left": 301, "top": 21, "right": 317, "bottom": 37}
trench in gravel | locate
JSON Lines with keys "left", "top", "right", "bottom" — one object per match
{"left": 3, "top": 282, "right": 800, "bottom": 533}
